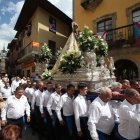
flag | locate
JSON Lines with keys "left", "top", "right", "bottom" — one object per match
{"left": 97, "top": 31, "right": 107, "bottom": 40}
{"left": 134, "top": 22, "right": 140, "bottom": 45}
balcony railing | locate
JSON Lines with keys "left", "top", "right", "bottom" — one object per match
{"left": 18, "top": 42, "right": 40, "bottom": 62}
{"left": 106, "top": 23, "right": 139, "bottom": 49}
{"left": 81, "top": 0, "right": 103, "bottom": 10}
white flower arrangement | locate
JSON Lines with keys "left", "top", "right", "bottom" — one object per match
{"left": 77, "top": 26, "right": 97, "bottom": 52}
{"left": 77, "top": 26, "right": 108, "bottom": 56}
{"left": 36, "top": 43, "right": 52, "bottom": 63}
{"left": 95, "top": 36, "right": 108, "bottom": 56}
{"left": 41, "top": 70, "right": 52, "bottom": 80}
{"left": 59, "top": 51, "right": 85, "bottom": 74}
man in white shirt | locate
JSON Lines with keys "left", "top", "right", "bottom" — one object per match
{"left": 11, "top": 76, "right": 21, "bottom": 94}
{"left": 1, "top": 86, "right": 30, "bottom": 129}
{"left": 110, "top": 82, "right": 123, "bottom": 140}
{"left": 47, "top": 83, "right": 62, "bottom": 140}
{"left": 0, "top": 78, "right": 5, "bottom": 96}
{"left": 88, "top": 87, "right": 114, "bottom": 140}
{"left": 40, "top": 81, "right": 53, "bottom": 116}
{"left": 24, "top": 81, "right": 36, "bottom": 105}
{"left": 73, "top": 82, "right": 91, "bottom": 140}
{"left": 31, "top": 81, "right": 44, "bottom": 111}
{"left": 31, "top": 81, "right": 44, "bottom": 139}
{"left": 40, "top": 81, "right": 53, "bottom": 140}
{"left": 0, "top": 82, "right": 12, "bottom": 101}
{"left": 56, "top": 84, "right": 76, "bottom": 140}
{"left": 21, "top": 77, "right": 27, "bottom": 85}
{"left": 2, "top": 74, "right": 9, "bottom": 83}
{"left": 118, "top": 88, "right": 140, "bottom": 140}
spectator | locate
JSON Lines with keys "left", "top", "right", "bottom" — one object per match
{"left": 121, "top": 79, "right": 131, "bottom": 90}
{"left": 0, "top": 124, "right": 22, "bottom": 140}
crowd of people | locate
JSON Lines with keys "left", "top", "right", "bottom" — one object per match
{"left": 0, "top": 75, "right": 140, "bottom": 140}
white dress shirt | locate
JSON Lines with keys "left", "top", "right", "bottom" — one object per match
{"left": 25, "top": 87, "right": 35, "bottom": 103}
{"left": 73, "top": 94, "right": 89, "bottom": 132}
{"left": 0, "top": 87, "right": 12, "bottom": 99}
{"left": 21, "top": 79, "right": 27, "bottom": 84}
{"left": 109, "top": 100, "right": 122, "bottom": 123}
{"left": 88, "top": 97, "right": 114, "bottom": 140}
{"left": 1, "top": 95, "right": 30, "bottom": 121}
{"left": 118, "top": 99, "right": 140, "bottom": 140}
{"left": 0, "top": 80, "right": 4, "bottom": 89}
{"left": 47, "top": 92, "right": 61, "bottom": 116}
{"left": 40, "top": 90, "right": 51, "bottom": 114}
{"left": 11, "top": 80, "right": 21, "bottom": 93}
{"left": 56, "top": 93, "right": 74, "bottom": 121}
{"left": 31, "top": 89, "right": 43, "bottom": 110}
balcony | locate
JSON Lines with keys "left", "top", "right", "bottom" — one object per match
{"left": 17, "top": 42, "right": 40, "bottom": 63}
{"left": 81, "top": 0, "right": 103, "bottom": 11}
{"left": 106, "top": 23, "right": 140, "bottom": 51}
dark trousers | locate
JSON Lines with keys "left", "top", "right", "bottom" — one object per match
{"left": 111, "top": 122, "right": 119, "bottom": 140}
{"left": 63, "top": 115, "right": 76, "bottom": 140}
{"left": 7, "top": 117, "right": 24, "bottom": 129}
{"left": 35, "top": 106, "right": 44, "bottom": 139}
{"left": 52, "top": 110, "right": 62, "bottom": 140}
{"left": 80, "top": 117, "right": 92, "bottom": 140}
{"left": 97, "top": 130, "right": 110, "bottom": 140}
{"left": 43, "top": 107, "right": 52, "bottom": 127}
{"left": 43, "top": 107, "right": 53, "bottom": 140}
{"left": 30, "top": 106, "right": 37, "bottom": 133}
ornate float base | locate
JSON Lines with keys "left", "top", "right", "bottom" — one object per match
{"left": 53, "top": 68, "right": 116, "bottom": 92}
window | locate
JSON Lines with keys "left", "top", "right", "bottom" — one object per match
{"left": 32, "top": 66, "right": 35, "bottom": 72}
{"left": 97, "top": 18, "right": 113, "bottom": 41}
{"left": 25, "top": 22, "right": 32, "bottom": 37}
{"left": 27, "top": 70, "right": 30, "bottom": 77}
{"left": 132, "top": 9, "right": 140, "bottom": 22}
{"left": 48, "top": 40, "right": 56, "bottom": 57}
{"left": 49, "top": 16, "right": 56, "bottom": 33}
{"left": 97, "top": 18, "right": 112, "bottom": 32}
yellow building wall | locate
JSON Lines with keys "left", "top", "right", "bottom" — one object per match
{"left": 21, "top": 7, "right": 71, "bottom": 77}
{"left": 74, "top": 0, "right": 140, "bottom": 79}
{"left": 37, "top": 7, "right": 71, "bottom": 49}
{"left": 22, "top": 10, "right": 39, "bottom": 49}
{"left": 74, "top": 0, "right": 140, "bottom": 30}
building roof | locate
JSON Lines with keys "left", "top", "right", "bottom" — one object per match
{"left": 14, "top": 0, "right": 72, "bottom": 32}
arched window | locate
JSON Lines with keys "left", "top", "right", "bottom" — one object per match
{"left": 132, "top": 8, "right": 140, "bottom": 22}
{"left": 115, "top": 59, "right": 138, "bottom": 80}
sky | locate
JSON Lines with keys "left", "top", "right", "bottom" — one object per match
{"left": 0, "top": 0, "right": 73, "bottom": 51}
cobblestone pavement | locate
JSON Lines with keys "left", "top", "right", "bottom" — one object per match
{"left": 22, "top": 126, "right": 39, "bottom": 140}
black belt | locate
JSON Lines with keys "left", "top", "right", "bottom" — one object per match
{"left": 7, "top": 116, "right": 23, "bottom": 122}
{"left": 3, "top": 98, "right": 7, "bottom": 101}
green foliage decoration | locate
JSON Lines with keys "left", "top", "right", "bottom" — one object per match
{"left": 59, "top": 51, "right": 85, "bottom": 74}
{"left": 95, "top": 36, "right": 108, "bottom": 56}
{"left": 77, "top": 26, "right": 97, "bottom": 52}
{"left": 36, "top": 43, "right": 52, "bottom": 63}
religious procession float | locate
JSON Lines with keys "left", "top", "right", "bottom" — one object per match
{"left": 35, "top": 22, "right": 116, "bottom": 92}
